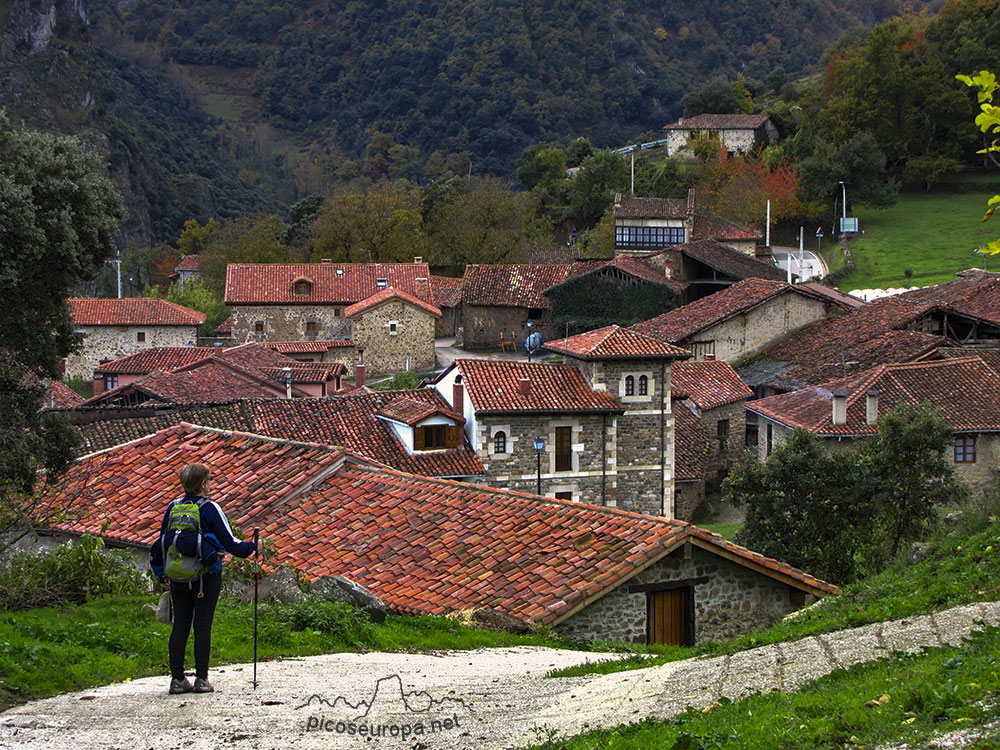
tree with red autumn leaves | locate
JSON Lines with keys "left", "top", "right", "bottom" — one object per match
{"left": 696, "top": 150, "right": 804, "bottom": 231}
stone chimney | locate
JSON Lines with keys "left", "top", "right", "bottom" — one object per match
{"left": 703, "top": 353, "right": 716, "bottom": 361}
{"left": 282, "top": 366, "right": 292, "bottom": 399}
{"left": 93, "top": 376, "right": 104, "bottom": 395}
{"left": 866, "top": 389, "right": 880, "bottom": 426}
{"left": 355, "top": 364, "right": 365, "bottom": 389}
{"left": 518, "top": 377, "right": 532, "bottom": 397}
{"left": 832, "top": 390, "right": 847, "bottom": 426}
{"left": 686, "top": 188, "right": 696, "bottom": 217}
{"left": 320, "top": 258, "right": 332, "bottom": 263}
{"left": 414, "top": 277, "right": 430, "bottom": 301}
{"left": 453, "top": 374, "right": 464, "bottom": 413}
{"left": 413, "top": 256, "right": 423, "bottom": 264}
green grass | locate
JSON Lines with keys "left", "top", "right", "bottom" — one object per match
{"left": 697, "top": 521, "right": 741, "bottom": 540}
{"left": 527, "top": 626, "right": 1000, "bottom": 750}
{"left": 838, "top": 185, "right": 1000, "bottom": 290}
{"left": 0, "top": 595, "right": 568, "bottom": 710}
{"left": 549, "top": 511, "right": 1000, "bottom": 680}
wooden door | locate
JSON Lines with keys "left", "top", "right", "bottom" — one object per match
{"left": 648, "top": 589, "right": 687, "bottom": 645}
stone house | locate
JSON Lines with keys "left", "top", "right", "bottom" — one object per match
{"left": 345, "top": 287, "right": 441, "bottom": 376}
{"left": 261, "top": 340, "right": 358, "bottom": 374}
{"left": 662, "top": 113, "right": 779, "bottom": 159}
{"left": 430, "top": 275, "right": 462, "bottom": 338}
{"left": 613, "top": 192, "right": 764, "bottom": 258}
{"left": 747, "top": 356, "right": 1000, "bottom": 496}
{"left": 65, "top": 298, "right": 205, "bottom": 380}
{"left": 42, "top": 423, "right": 838, "bottom": 645}
{"left": 170, "top": 254, "right": 202, "bottom": 290}
{"left": 632, "top": 277, "right": 860, "bottom": 363}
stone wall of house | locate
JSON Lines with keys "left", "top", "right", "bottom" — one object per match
{"left": 477, "top": 413, "right": 616, "bottom": 506}
{"left": 683, "top": 292, "right": 832, "bottom": 363}
{"left": 435, "top": 306, "right": 460, "bottom": 338}
{"left": 351, "top": 300, "right": 437, "bottom": 377}
{"left": 703, "top": 401, "right": 749, "bottom": 487}
{"left": 230, "top": 304, "right": 352, "bottom": 343}
{"left": 556, "top": 545, "right": 811, "bottom": 644}
{"left": 954, "top": 434, "right": 1000, "bottom": 496}
{"left": 674, "top": 479, "right": 706, "bottom": 521}
{"left": 565, "top": 357, "right": 674, "bottom": 516}
{"left": 65, "top": 325, "right": 198, "bottom": 380}
{"left": 463, "top": 305, "right": 555, "bottom": 350}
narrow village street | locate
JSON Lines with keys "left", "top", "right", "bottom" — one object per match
{"left": 3, "top": 601, "right": 998, "bottom": 750}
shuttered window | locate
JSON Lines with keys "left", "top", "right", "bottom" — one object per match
{"left": 555, "top": 426, "right": 572, "bottom": 472}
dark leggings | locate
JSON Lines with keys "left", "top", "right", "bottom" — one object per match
{"left": 169, "top": 572, "right": 222, "bottom": 681}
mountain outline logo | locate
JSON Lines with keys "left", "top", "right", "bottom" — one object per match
{"left": 295, "top": 674, "right": 473, "bottom": 722}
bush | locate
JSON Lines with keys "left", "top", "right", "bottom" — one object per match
{"left": 0, "top": 534, "right": 147, "bottom": 611}
{"left": 272, "top": 597, "right": 377, "bottom": 646}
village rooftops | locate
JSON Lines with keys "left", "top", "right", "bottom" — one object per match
{"left": 69, "top": 298, "right": 206, "bottom": 327}
{"left": 430, "top": 275, "right": 462, "bottom": 309}
{"left": 43, "top": 380, "right": 85, "bottom": 409}
{"left": 43, "top": 424, "right": 838, "bottom": 626}
{"left": 376, "top": 396, "right": 465, "bottom": 427}
{"left": 548, "top": 256, "right": 687, "bottom": 295}
{"left": 613, "top": 194, "right": 691, "bottom": 219}
{"left": 665, "top": 239, "right": 785, "bottom": 281}
{"left": 261, "top": 340, "right": 356, "bottom": 354}
{"left": 631, "top": 277, "right": 849, "bottom": 344}
{"left": 94, "top": 347, "right": 222, "bottom": 375}
{"left": 172, "top": 254, "right": 201, "bottom": 272}
{"left": 671, "top": 360, "right": 753, "bottom": 412}
{"left": 673, "top": 405, "right": 711, "bottom": 482}
{"left": 450, "top": 359, "right": 624, "bottom": 415}
{"left": 461, "top": 264, "right": 570, "bottom": 308}
{"left": 545, "top": 325, "right": 691, "bottom": 361}
{"left": 344, "top": 286, "right": 442, "bottom": 318}
{"left": 224, "top": 261, "right": 433, "bottom": 305}
{"left": 747, "top": 356, "right": 1000, "bottom": 437}
{"left": 663, "top": 113, "right": 773, "bottom": 131}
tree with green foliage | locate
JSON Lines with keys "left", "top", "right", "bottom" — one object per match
{"left": 727, "top": 404, "right": 964, "bottom": 584}
{"left": 564, "top": 150, "right": 629, "bottom": 229}
{"left": 197, "top": 214, "right": 290, "bottom": 294}
{"left": 800, "top": 132, "right": 899, "bottom": 214}
{"left": 957, "top": 69, "right": 1000, "bottom": 254}
{"left": 0, "top": 112, "right": 123, "bottom": 546}
{"left": 547, "top": 275, "right": 676, "bottom": 336}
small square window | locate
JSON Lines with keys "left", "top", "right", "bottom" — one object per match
{"left": 389, "top": 321, "right": 398, "bottom": 335}
{"left": 334, "top": 307, "right": 343, "bottom": 317}
{"left": 306, "top": 321, "right": 318, "bottom": 332}
{"left": 136, "top": 331, "right": 146, "bottom": 343}
{"left": 104, "top": 375, "right": 118, "bottom": 390}
{"left": 955, "top": 436, "right": 976, "bottom": 463}
{"left": 554, "top": 491, "right": 573, "bottom": 501}
{"left": 254, "top": 321, "right": 265, "bottom": 334}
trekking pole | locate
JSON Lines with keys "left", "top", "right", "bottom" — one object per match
{"left": 252, "top": 527, "right": 259, "bottom": 690}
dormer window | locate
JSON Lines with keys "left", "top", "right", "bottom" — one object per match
{"left": 292, "top": 276, "right": 313, "bottom": 296}
{"left": 376, "top": 278, "right": 388, "bottom": 288}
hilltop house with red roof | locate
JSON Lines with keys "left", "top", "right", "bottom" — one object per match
{"left": 614, "top": 191, "right": 766, "bottom": 258}
{"left": 662, "top": 114, "right": 778, "bottom": 160}
{"left": 42, "top": 423, "right": 837, "bottom": 644}
{"left": 169, "top": 254, "right": 202, "bottom": 290}
{"left": 747, "top": 356, "right": 1000, "bottom": 495}
{"left": 65, "top": 298, "right": 206, "bottom": 380}
{"left": 632, "top": 278, "right": 860, "bottom": 363}
{"left": 224, "top": 260, "right": 441, "bottom": 377}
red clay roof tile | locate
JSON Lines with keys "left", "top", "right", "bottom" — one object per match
{"left": 545, "top": 325, "right": 691, "bottom": 360}
{"left": 462, "top": 264, "right": 570, "bottom": 308}
{"left": 344, "top": 286, "right": 442, "bottom": 318}
{"left": 224, "top": 262, "right": 431, "bottom": 305}
{"left": 671, "top": 361, "right": 753, "bottom": 411}
{"left": 69, "top": 298, "right": 206, "bottom": 327}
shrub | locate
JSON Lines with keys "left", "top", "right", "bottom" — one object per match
{"left": 0, "top": 534, "right": 147, "bottom": 611}
{"left": 272, "top": 597, "right": 377, "bottom": 646}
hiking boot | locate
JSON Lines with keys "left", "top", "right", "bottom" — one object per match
{"left": 169, "top": 677, "right": 193, "bottom": 694}
{"left": 193, "top": 677, "right": 214, "bottom": 693}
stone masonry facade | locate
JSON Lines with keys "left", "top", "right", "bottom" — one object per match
{"left": 563, "top": 357, "right": 675, "bottom": 516}
{"left": 350, "top": 299, "right": 437, "bottom": 377}
{"left": 478, "top": 413, "right": 615, "bottom": 506}
{"left": 230, "top": 304, "right": 352, "bottom": 343}
{"left": 463, "top": 304, "right": 556, "bottom": 350}
{"left": 556, "top": 545, "right": 811, "bottom": 644}
{"left": 702, "top": 400, "right": 749, "bottom": 487}
{"left": 65, "top": 325, "right": 198, "bottom": 380}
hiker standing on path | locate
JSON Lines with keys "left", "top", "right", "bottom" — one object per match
{"left": 149, "top": 463, "right": 256, "bottom": 695}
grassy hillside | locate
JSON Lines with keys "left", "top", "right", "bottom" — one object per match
{"left": 836, "top": 177, "right": 1000, "bottom": 290}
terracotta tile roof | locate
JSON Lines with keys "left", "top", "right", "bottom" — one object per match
{"left": 799, "top": 283, "right": 866, "bottom": 309}
{"left": 430, "top": 275, "right": 463, "bottom": 309}
{"left": 748, "top": 357, "right": 1000, "bottom": 436}
{"left": 344, "top": 286, "right": 441, "bottom": 318}
{"left": 43, "top": 380, "right": 85, "bottom": 409}
{"left": 676, "top": 240, "right": 785, "bottom": 281}
{"left": 632, "top": 278, "right": 819, "bottom": 343}
{"left": 224, "top": 262, "right": 432, "bottom": 305}
{"left": 895, "top": 274, "right": 1000, "bottom": 326}
{"left": 376, "top": 396, "right": 464, "bottom": 427}
{"left": 42, "top": 424, "right": 838, "bottom": 626}
{"left": 614, "top": 195, "right": 689, "bottom": 219}
{"left": 454, "top": 359, "right": 624, "bottom": 415}
{"left": 72, "top": 404, "right": 251, "bottom": 453}
{"left": 663, "top": 113, "right": 772, "bottom": 131}
{"left": 691, "top": 215, "right": 763, "bottom": 242}
{"left": 545, "top": 325, "right": 691, "bottom": 360}
{"left": 261, "top": 340, "right": 355, "bottom": 353}
{"left": 462, "top": 264, "right": 570, "bottom": 308}
{"left": 260, "top": 362, "right": 346, "bottom": 382}
{"left": 81, "top": 364, "right": 288, "bottom": 406}
{"left": 173, "top": 255, "right": 201, "bottom": 272}
{"left": 553, "top": 256, "right": 686, "bottom": 295}
{"left": 673, "top": 404, "right": 711, "bottom": 481}
{"left": 671, "top": 361, "right": 753, "bottom": 411}
{"left": 68, "top": 298, "right": 206, "bottom": 327}
{"left": 95, "top": 347, "right": 220, "bottom": 375}
{"left": 214, "top": 317, "right": 232, "bottom": 336}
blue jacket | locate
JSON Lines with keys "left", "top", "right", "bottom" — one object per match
{"left": 149, "top": 494, "right": 256, "bottom": 580}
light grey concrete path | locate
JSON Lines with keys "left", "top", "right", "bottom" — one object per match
{"left": 436, "top": 336, "right": 551, "bottom": 371}
{"left": 2, "top": 601, "right": 998, "bottom": 750}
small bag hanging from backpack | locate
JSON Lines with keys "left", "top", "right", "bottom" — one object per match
{"left": 161, "top": 498, "right": 207, "bottom": 598}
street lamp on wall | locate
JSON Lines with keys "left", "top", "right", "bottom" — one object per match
{"left": 533, "top": 436, "right": 545, "bottom": 495}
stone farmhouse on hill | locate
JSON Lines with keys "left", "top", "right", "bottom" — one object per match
{"left": 170, "top": 254, "right": 202, "bottom": 290}
{"left": 661, "top": 113, "right": 779, "bottom": 159}
{"left": 224, "top": 260, "right": 441, "bottom": 377}
{"left": 42, "top": 423, "right": 838, "bottom": 644}
{"left": 65, "top": 298, "right": 205, "bottom": 380}
{"left": 613, "top": 192, "right": 765, "bottom": 258}
{"left": 747, "top": 356, "right": 1000, "bottom": 496}
{"left": 631, "top": 278, "right": 862, "bottom": 363}
{"left": 740, "top": 273, "right": 1000, "bottom": 395}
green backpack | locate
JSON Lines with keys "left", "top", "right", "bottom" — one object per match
{"left": 162, "top": 498, "right": 206, "bottom": 589}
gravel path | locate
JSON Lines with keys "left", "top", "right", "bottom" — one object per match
{"left": 2, "top": 601, "right": 999, "bottom": 750}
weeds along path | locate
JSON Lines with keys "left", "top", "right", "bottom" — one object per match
{"left": 2, "top": 602, "right": 999, "bottom": 750}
